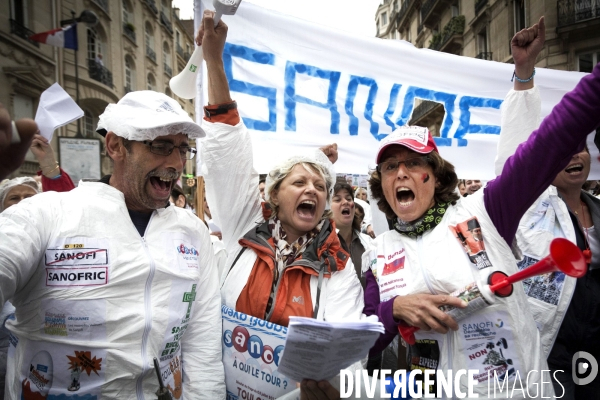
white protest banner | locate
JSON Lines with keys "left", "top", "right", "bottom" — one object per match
{"left": 221, "top": 305, "right": 293, "bottom": 400}
{"left": 197, "top": 1, "right": 597, "bottom": 179}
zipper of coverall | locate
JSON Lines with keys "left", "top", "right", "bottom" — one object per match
{"left": 416, "top": 235, "right": 455, "bottom": 400}
{"left": 135, "top": 212, "right": 156, "bottom": 400}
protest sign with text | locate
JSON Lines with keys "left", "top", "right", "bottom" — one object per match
{"left": 222, "top": 305, "right": 293, "bottom": 400}
{"left": 196, "top": 0, "right": 596, "bottom": 179}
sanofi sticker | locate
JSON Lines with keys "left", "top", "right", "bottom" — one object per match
{"left": 44, "top": 238, "right": 110, "bottom": 287}
{"left": 46, "top": 267, "right": 108, "bottom": 287}
{"left": 44, "top": 238, "right": 110, "bottom": 267}
{"left": 173, "top": 239, "right": 199, "bottom": 270}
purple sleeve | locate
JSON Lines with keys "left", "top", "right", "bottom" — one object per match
{"left": 364, "top": 269, "right": 400, "bottom": 355}
{"left": 485, "top": 64, "right": 600, "bottom": 243}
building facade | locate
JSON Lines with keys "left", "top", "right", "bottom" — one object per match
{"left": 1, "top": 0, "right": 197, "bottom": 180}
{"left": 375, "top": 0, "right": 600, "bottom": 133}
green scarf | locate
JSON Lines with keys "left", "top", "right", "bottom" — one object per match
{"left": 393, "top": 202, "right": 450, "bottom": 238}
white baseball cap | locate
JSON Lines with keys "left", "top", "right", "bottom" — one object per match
{"left": 96, "top": 90, "right": 205, "bottom": 141}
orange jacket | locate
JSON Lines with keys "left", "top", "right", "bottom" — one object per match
{"left": 235, "top": 218, "right": 350, "bottom": 327}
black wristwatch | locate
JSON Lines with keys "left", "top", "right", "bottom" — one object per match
{"left": 204, "top": 101, "right": 237, "bottom": 119}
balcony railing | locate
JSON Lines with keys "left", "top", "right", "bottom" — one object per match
{"left": 557, "top": 0, "right": 600, "bottom": 27}
{"left": 410, "top": 100, "right": 441, "bottom": 124}
{"left": 475, "top": 0, "right": 488, "bottom": 15}
{"left": 396, "top": 0, "right": 415, "bottom": 27}
{"left": 123, "top": 23, "right": 136, "bottom": 43}
{"left": 91, "top": 0, "right": 109, "bottom": 14}
{"left": 164, "top": 63, "right": 173, "bottom": 77}
{"left": 144, "top": 0, "right": 158, "bottom": 14}
{"left": 147, "top": 47, "right": 157, "bottom": 63}
{"left": 421, "top": 0, "right": 438, "bottom": 23}
{"left": 88, "top": 59, "right": 113, "bottom": 87}
{"left": 176, "top": 43, "right": 184, "bottom": 59}
{"left": 160, "top": 11, "right": 174, "bottom": 35}
{"left": 428, "top": 15, "right": 465, "bottom": 51}
{"left": 9, "top": 19, "right": 39, "bottom": 47}
{"left": 476, "top": 52, "right": 493, "bottom": 60}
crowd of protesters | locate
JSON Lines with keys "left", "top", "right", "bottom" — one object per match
{"left": 0, "top": 11, "right": 599, "bottom": 400}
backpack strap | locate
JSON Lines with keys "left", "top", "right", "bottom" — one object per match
{"left": 222, "top": 247, "right": 248, "bottom": 285}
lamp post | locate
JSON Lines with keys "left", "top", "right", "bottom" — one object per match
{"left": 60, "top": 9, "right": 98, "bottom": 137}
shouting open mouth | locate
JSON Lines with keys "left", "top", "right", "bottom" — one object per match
{"left": 396, "top": 187, "right": 415, "bottom": 207}
{"left": 297, "top": 200, "right": 316, "bottom": 220}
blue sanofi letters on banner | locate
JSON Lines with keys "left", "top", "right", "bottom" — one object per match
{"left": 222, "top": 305, "right": 293, "bottom": 400}
{"left": 224, "top": 41, "right": 502, "bottom": 143}
{"left": 197, "top": 0, "right": 593, "bottom": 178}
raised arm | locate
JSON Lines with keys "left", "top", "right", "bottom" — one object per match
{"left": 0, "top": 104, "right": 37, "bottom": 180}
{"left": 196, "top": 10, "right": 232, "bottom": 106}
{"left": 512, "top": 17, "right": 545, "bottom": 92}
{"left": 494, "top": 17, "right": 544, "bottom": 176}
{"left": 198, "top": 11, "right": 263, "bottom": 250}
{"left": 486, "top": 43, "right": 600, "bottom": 243}
{"left": 30, "top": 134, "right": 76, "bottom": 192}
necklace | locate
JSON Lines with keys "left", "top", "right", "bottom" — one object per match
{"left": 575, "top": 199, "right": 593, "bottom": 263}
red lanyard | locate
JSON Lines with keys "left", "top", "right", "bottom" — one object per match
{"left": 576, "top": 199, "right": 593, "bottom": 264}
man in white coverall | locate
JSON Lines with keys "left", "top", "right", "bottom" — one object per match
{"left": 0, "top": 91, "right": 225, "bottom": 399}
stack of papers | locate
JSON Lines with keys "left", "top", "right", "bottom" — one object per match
{"left": 277, "top": 317, "right": 385, "bottom": 383}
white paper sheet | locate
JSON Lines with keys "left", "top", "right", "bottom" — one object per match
{"left": 35, "top": 83, "right": 84, "bottom": 141}
{"left": 277, "top": 316, "right": 384, "bottom": 383}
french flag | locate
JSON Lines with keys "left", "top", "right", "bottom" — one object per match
{"left": 29, "top": 24, "right": 78, "bottom": 50}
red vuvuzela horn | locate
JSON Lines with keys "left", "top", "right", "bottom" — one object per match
{"left": 399, "top": 324, "right": 418, "bottom": 345}
{"left": 488, "top": 238, "right": 587, "bottom": 297}
{"left": 398, "top": 238, "right": 587, "bottom": 345}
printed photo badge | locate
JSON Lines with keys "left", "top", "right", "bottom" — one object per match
{"left": 408, "top": 338, "right": 440, "bottom": 397}
{"left": 450, "top": 217, "right": 493, "bottom": 270}
{"left": 22, "top": 350, "right": 53, "bottom": 400}
{"left": 482, "top": 337, "right": 515, "bottom": 380}
{"left": 167, "top": 356, "right": 183, "bottom": 399}
{"left": 66, "top": 350, "right": 103, "bottom": 392}
{"left": 153, "top": 356, "right": 183, "bottom": 400}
